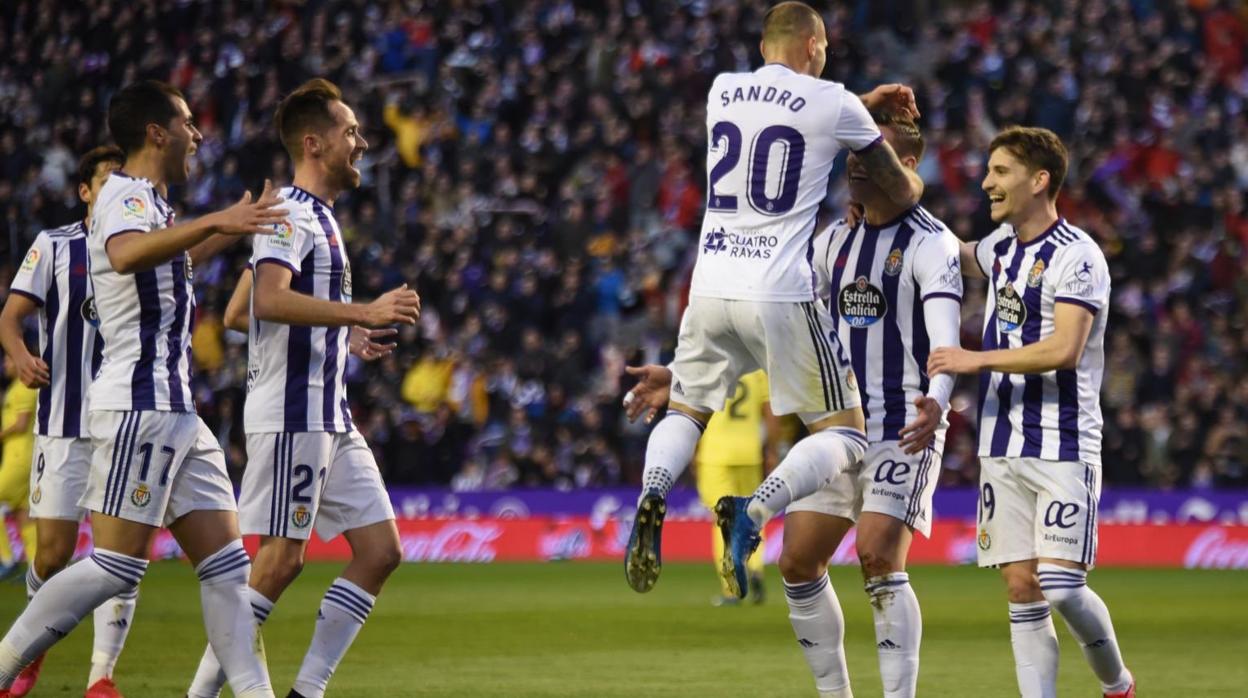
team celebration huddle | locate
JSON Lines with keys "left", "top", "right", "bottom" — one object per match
{"left": 621, "top": 3, "right": 1134, "bottom": 698}
{"left": 0, "top": 0, "right": 1178, "bottom": 695}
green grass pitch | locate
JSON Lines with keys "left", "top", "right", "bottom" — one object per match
{"left": 1, "top": 561, "right": 1244, "bottom": 696}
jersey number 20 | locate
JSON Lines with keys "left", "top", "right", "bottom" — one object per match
{"left": 707, "top": 121, "right": 806, "bottom": 216}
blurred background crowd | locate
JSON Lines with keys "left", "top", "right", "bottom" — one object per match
{"left": 0, "top": 0, "right": 1245, "bottom": 491}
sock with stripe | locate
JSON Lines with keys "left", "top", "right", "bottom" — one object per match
{"left": 865, "top": 573, "right": 921, "bottom": 698}
{"left": 24, "top": 566, "right": 42, "bottom": 601}
{"left": 291, "top": 578, "right": 376, "bottom": 698}
{"left": 639, "top": 412, "right": 703, "bottom": 502}
{"left": 1008, "top": 600, "right": 1059, "bottom": 698}
{"left": 785, "top": 573, "right": 853, "bottom": 697}
{"left": 195, "top": 541, "right": 274, "bottom": 698}
{"left": 0, "top": 550, "right": 145, "bottom": 688}
{"left": 88, "top": 587, "right": 139, "bottom": 687}
{"left": 1037, "top": 564, "right": 1132, "bottom": 693}
{"left": 748, "top": 428, "right": 867, "bottom": 526}
{"left": 187, "top": 588, "right": 275, "bottom": 698}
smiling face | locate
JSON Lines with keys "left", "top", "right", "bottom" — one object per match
{"left": 982, "top": 147, "right": 1046, "bottom": 224}
{"left": 320, "top": 100, "right": 368, "bottom": 191}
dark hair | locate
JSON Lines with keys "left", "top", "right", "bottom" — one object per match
{"left": 871, "top": 111, "right": 925, "bottom": 161}
{"left": 274, "top": 78, "right": 344, "bottom": 159}
{"left": 989, "top": 126, "right": 1069, "bottom": 200}
{"left": 76, "top": 145, "right": 125, "bottom": 188}
{"left": 107, "top": 81, "right": 185, "bottom": 155}
{"left": 762, "top": 1, "right": 822, "bottom": 45}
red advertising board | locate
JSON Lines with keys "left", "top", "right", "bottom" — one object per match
{"left": 37, "top": 517, "right": 1248, "bottom": 569}
{"left": 277, "top": 517, "right": 1248, "bottom": 569}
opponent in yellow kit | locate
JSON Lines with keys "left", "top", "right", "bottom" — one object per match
{"left": 694, "top": 370, "right": 778, "bottom": 604}
{"left": 0, "top": 359, "right": 38, "bottom": 566}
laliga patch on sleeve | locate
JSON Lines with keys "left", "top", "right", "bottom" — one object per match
{"left": 269, "top": 219, "right": 296, "bottom": 249}
{"left": 20, "top": 247, "right": 39, "bottom": 271}
{"left": 121, "top": 196, "right": 147, "bottom": 222}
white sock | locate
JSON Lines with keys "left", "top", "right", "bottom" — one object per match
{"left": 88, "top": 587, "right": 138, "bottom": 686}
{"left": 865, "top": 573, "right": 921, "bottom": 698}
{"left": 195, "top": 541, "right": 273, "bottom": 698}
{"left": 25, "top": 567, "right": 42, "bottom": 601}
{"left": 188, "top": 588, "right": 275, "bottom": 698}
{"left": 785, "top": 573, "right": 853, "bottom": 696}
{"left": 749, "top": 428, "right": 867, "bottom": 526}
{"left": 639, "top": 412, "right": 703, "bottom": 501}
{"left": 0, "top": 550, "right": 145, "bottom": 687}
{"left": 1038, "top": 564, "right": 1132, "bottom": 693}
{"left": 291, "top": 578, "right": 376, "bottom": 698}
{"left": 1008, "top": 601, "right": 1059, "bottom": 698}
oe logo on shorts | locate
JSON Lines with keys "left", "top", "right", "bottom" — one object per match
{"left": 873, "top": 460, "right": 910, "bottom": 485}
{"left": 1043, "top": 501, "right": 1080, "bottom": 529}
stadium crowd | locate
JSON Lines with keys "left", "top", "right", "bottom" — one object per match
{"left": 0, "top": 0, "right": 1245, "bottom": 491}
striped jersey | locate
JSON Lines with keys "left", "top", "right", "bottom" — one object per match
{"left": 88, "top": 172, "right": 195, "bottom": 413}
{"left": 8, "top": 222, "right": 103, "bottom": 437}
{"left": 815, "top": 207, "right": 963, "bottom": 447}
{"left": 973, "top": 219, "right": 1109, "bottom": 465}
{"left": 691, "top": 64, "right": 883, "bottom": 302}
{"left": 245, "top": 186, "right": 353, "bottom": 433}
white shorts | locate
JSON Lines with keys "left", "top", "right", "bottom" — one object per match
{"left": 239, "top": 430, "right": 394, "bottom": 542}
{"left": 670, "top": 296, "right": 860, "bottom": 419}
{"left": 786, "top": 441, "right": 941, "bottom": 538}
{"left": 31, "top": 435, "right": 93, "bottom": 521}
{"left": 976, "top": 457, "right": 1101, "bottom": 568}
{"left": 81, "top": 411, "right": 237, "bottom": 528}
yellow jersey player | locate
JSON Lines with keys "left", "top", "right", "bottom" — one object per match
{"left": 0, "top": 358, "right": 38, "bottom": 570}
{"left": 694, "top": 370, "right": 779, "bottom": 605}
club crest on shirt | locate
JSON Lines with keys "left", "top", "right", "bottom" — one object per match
{"left": 121, "top": 196, "right": 146, "bottom": 222}
{"left": 271, "top": 219, "right": 295, "bottom": 249}
{"left": 996, "top": 284, "right": 1027, "bottom": 332}
{"left": 81, "top": 297, "right": 100, "bottom": 327}
{"left": 1026, "top": 259, "right": 1046, "bottom": 287}
{"left": 838, "top": 276, "right": 887, "bottom": 328}
{"left": 292, "top": 505, "right": 312, "bottom": 529}
{"left": 341, "top": 257, "right": 353, "bottom": 297}
{"left": 20, "top": 247, "right": 39, "bottom": 271}
{"left": 883, "top": 248, "right": 904, "bottom": 276}
{"left": 131, "top": 484, "right": 152, "bottom": 508}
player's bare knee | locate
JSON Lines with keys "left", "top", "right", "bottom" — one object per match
{"left": 33, "top": 542, "right": 73, "bottom": 579}
{"left": 357, "top": 540, "right": 402, "bottom": 580}
{"left": 1002, "top": 569, "right": 1043, "bottom": 603}
{"left": 254, "top": 544, "right": 305, "bottom": 591}
{"left": 858, "top": 549, "right": 900, "bottom": 579}
{"left": 779, "top": 548, "right": 825, "bottom": 583}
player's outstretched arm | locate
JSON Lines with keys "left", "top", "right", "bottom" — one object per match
{"left": 223, "top": 267, "right": 253, "bottom": 333}
{"left": 0, "top": 296, "right": 49, "bottom": 388}
{"left": 252, "top": 261, "right": 421, "bottom": 328}
{"left": 107, "top": 180, "right": 284, "bottom": 274}
{"left": 959, "top": 241, "right": 985, "bottom": 279}
{"left": 928, "top": 302, "right": 1094, "bottom": 376}
{"left": 857, "top": 140, "right": 925, "bottom": 208}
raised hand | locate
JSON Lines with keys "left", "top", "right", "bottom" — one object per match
{"left": 213, "top": 179, "right": 287, "bottom": 236}
{"left": 360, "top": 284, "right": 421, "bottom": 327}
{"left": 859, "top": 84, "right": 921, "bottom": 120}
